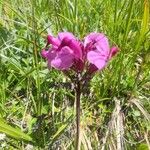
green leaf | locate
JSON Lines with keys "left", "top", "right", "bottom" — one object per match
{"left": 0, "top": 118, "right": 32, "bottom": 141}
{"left": 137, "top": 143, "right": 149, "bottom": 150}
{"left": 136, "top": 0, "right": 149, "bottom": 50}
{"left": 51, "top": 114, "right": 73, "bottom": 142}
{"left": 52, "top": 123, "right": 68, "bottom": 141}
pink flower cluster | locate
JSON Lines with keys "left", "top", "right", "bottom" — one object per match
{"left": 41, "top": 32, "right": 118, "bottom": 73}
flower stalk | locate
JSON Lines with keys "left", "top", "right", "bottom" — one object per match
{"left": 75, "top": 80, "right": 81, "bottom": 150}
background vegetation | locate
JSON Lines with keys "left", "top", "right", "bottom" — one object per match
{"left": 0, "top": 0, "right": 149, "bottom": 149}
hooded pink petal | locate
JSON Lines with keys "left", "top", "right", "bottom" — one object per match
{"left": 85, "top": 32, "right": 119, "bottom": 71}
{"left": 84, "top": 33, "right": 102, "bottom": 46}
{"left": 84, "top": 33, "right": 109, "bottom": 55}
{"left": 87, "top": 50, "right": 107, "bottom": 70}
{"left": 47, "top": 35, "right": 60, "bottom": 47}
{"left": 50, "top": 46, "right": 75, "bottom": 70}
{"left": 58, "top": 37, "right": 82, "bottom": 59}
{"left": 58, "top": 32, "right": 75, "bottom": 41}
{"left": 85, "top": 33, "right": 109, "bottom": 70}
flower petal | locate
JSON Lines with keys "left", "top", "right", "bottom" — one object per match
{"left": 84, "top": 33, "right": 103, "bottom": 46}
{"left": 47, "top": 35, "right": 60, "bottom": 46}
{"left": 41, "top": 48, "right": 57, "bottom": 61}
{"left": 87, "top": 50, "right": 107, "bottom": 70}
{"left": 109, "top": 46, "right": 119, "bottom": 59}
{"left": 84, "top": 33, "right": 109, "bottom": 56}
{"left": 61, "top": 37, "right": 82, "bottom": 59}
{"left": 51, "top": 46, "right": 74, "bottom": 70}
{"left": 41, "top": 49, "right": 49, "bottom": 58}
{"left": 58, "top": 32, "right": 75, "bottom": 41}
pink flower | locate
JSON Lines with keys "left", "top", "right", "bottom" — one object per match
{"left": 41, "top": 32, "right": 82, "bottom": 70}
{"left": 84, "top": 33, "right": 118, "bottom": 72}
{"left": 41, "top": 32, "right": 118, "bottom": 73}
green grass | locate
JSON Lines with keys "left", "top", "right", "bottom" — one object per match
{"left": 0, "top": 0, "right": 150, "bottom": 149}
